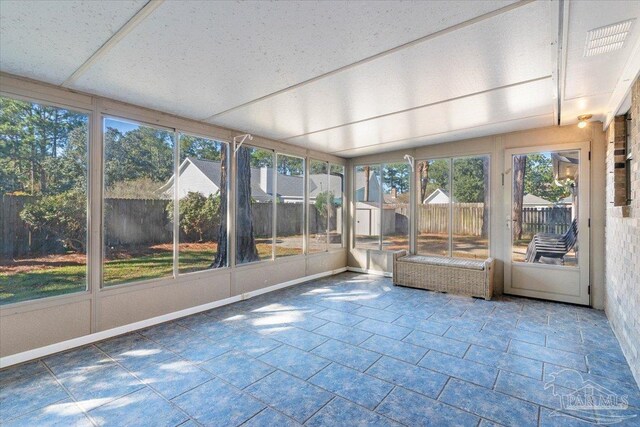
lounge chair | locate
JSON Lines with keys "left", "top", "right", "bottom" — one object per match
{"left": 525, "top": 219, "right": 578, "bottom": 264}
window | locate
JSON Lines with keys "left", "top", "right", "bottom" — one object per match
{"left": 309, "top": 159, "right": 329, "bottom": 253}
{"left": 103, "top": 118, "right": 175, "bottom": 286}
{"left": 382, "top": 162, "right": 410, "bottom": 251}
{"left": 354, "top": 162, "right": 410, "bottom": 251}
{"left": 354, "top": 164, "right": 381, "bottom": 249}
{"left": 452, "top": 156, "right": 489, "bottom": 259}
{"left": 235, "top": 145, "right": 274, "bottom": 264}
{"left": 176, "top": 133, "right": 229, "bottom": 273}
{"left": 0, "top": 96, "right": 89, "bottom": 304}
{"left": 416, "top": 159, "right": 450, "bottom": 256}
{"left": 416, "top": 155, "right": 490, "bottom": 259}
{"left": 276, "top": 153, "right": 305, "bottom": 257}
{"left": 329, "top": 164, "right": 345, "bottom": 249}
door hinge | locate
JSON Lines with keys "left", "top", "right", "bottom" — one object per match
{"left": 588, "top": 218, "right": 591, "bottom": 228}
{"left": 588, "top": 285, "right": 591, "bottom": 295}
{"left": 588, "top": 151, "right": 591, "bottom": 161}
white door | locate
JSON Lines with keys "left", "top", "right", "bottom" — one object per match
{"left": 503, "top": 142, "right": 590, "bottom": 305}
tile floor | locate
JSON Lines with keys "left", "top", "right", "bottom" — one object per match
{"left": 1, "top": 273, "right": 638, "bottom": 426}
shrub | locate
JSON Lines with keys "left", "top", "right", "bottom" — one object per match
{"left": 167, "top": 192, "right": 220, "bottom": 242}
{"left": 20, "top": 190, "right": 87, "bottom": 252}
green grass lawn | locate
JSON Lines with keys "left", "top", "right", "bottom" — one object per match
{"left": 1, "top": 243, "right": 302, "bottom": 305}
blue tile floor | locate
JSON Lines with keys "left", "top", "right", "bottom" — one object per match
{"left": 1, "top": 272, "right": 638, "bottom": 426}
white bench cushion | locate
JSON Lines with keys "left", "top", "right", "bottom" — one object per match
{"left": 398, "top": 255, "right": 486, "bottom": 271}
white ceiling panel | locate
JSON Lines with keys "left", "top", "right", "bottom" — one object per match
{"left": 70, "top": 0, "right": 516, "bottom": 120}
{"left": 335, "top": 114, "right": 555, "bottom": 158}
{"left": 286, "top": 77, "right": 554, "bottom": 155}
{"left": 0, "top": 0, "right": 146, "bottom": 85}
{"left": 561, "top": 0, "right": 640, "bottom": 124}
{"left": 209, "top": 1, "right": 553, "bottom": 140}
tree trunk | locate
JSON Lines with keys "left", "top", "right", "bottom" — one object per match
{"left": 512, "top": 155, "right": 527, "bottom": 241}
{"left": 481, "top": 156, "right": 490, "bottom": 238}
{"left": 233, "top": 146, "right": 260, "bottom": 264}
{"left": 363, "top": 165, "right": 370, "bottom": 201}
{"left": 211, "top": 144, "right": 229, "bottom": 267}
{"left": 417, "top": 161, "right": 429, "bottom": 202}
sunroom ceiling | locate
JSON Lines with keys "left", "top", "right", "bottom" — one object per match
{"left": 1, "top": 0, "right": 639, "bottom": 157}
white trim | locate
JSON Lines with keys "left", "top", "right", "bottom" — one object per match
{"left": 0, "top": 267, "right": 346, "bottom": 369}
{"left": 346, "top": 266, "right": 392, "bottom": 277}
{"left": 62, "top": 1, "right": 165, "bottom": 87}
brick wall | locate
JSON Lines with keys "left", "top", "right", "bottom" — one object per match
{"left": 605, "top": 77, "right": 640, "bottom": 386}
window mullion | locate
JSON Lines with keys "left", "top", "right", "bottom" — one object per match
{"left": 449, "top": 158, "right": 453, "bottom": 257}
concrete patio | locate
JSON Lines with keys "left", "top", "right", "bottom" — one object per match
{"left": 1, "top": 273, "right": 638, "bottom": 426}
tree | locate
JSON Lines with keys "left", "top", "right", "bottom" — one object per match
{"left": 167, "top": 192, "right": 220, "bottom": 242}
{"left": 0, "top": 97, "right": 87, "bottom": 196}
{"left": 523, "top": 154, "right": 571, "bottom": 202}
{"left": 180, "top": 135, "right": 222, "bottom": 161}
{"left": 20, "top": 190, "right": 87, "bottom": 252}
{"left": 234, "top": 146, "right": 260, "bottom": 264}
{"left": 513, "top": 155, "right": 527, "bottom": 240}
{"left": 417, "top": 161, "right": 429, "bottom": 202}
{"left": 211, "top": 144, "right": 229, "bottom": 268}
{"left": 383, "top": 163, "right": 410, "bottom": 194}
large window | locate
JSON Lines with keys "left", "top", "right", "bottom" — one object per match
{"left": 416, "top": 155, "right": 490, "bottom": 259}
{"left": 235, "top": 145, "right": 274, "bottom": 264}
{"left": 382, "top": 162, "right": 410, "bottom": 251}
{"left": 0, "top": 96, "right": 88, "bottom": 305}
{"left": 354, "top": 165, "right": 381, "bottom": 249}
{"left": 354, "top": 163, "right": 410, "bottom": 251}
{"left": 309, "top": 160, "right": 329, "bottom": 253}
{"left": 310, "top": 161, "right": 345, "bottom": 253}
{"left": 276, "top": 154, "right": 305, "bottom": 257}
{"left": 329, "top": 164, "right": 345, "bottom": 249}
{"left": 175, "top": 134, "right": 229, "bottom": 273}
{"left": 103, "top": 118, "right": 175, "bottom": 286}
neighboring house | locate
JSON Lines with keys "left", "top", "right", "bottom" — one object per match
{"left": 523, "top": 194, "right": 553, "bottom": 208}
{"left": 353, "top": 168, "right": 382, "bottom": 203}
{"left": 423, "top": 188, "right": 452, "bottom": 204}
{"left": 161, "top": 157, "right": 271, "bottom": 202}
{"left": 161, "top": 157, "right": 343, "bottom": 203}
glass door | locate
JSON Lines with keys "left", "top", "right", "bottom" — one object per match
{"left": 504, "top": 143, "right": 590, "bottom": 305}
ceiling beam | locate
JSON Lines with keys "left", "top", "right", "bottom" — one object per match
{"left": 204, "top": 0, "right": 537, "bottom": 122}
{"left": 283, "top": 75, "right": 552, "bottom": 141}
{"left": 553, "top": 0, "right": 569, "bottom": 126}
{"left": 61, "top": 0, "right": 164, "bottom": 88}
{"left": 332, "top": 113, "right": 553, "bottom": 156}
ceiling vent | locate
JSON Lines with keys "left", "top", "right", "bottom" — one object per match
{"left": 584, "top": 19, "right": 634, "bottom": 57}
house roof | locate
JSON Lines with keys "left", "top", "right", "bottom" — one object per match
{"left": 183, "top": 157, "right": 273, "bottom": 202}
{"left": 171, "top": 158, "right": 343, "bottom": 201}
{"left": 424, "top": 188, "right": 450, "bottom": 203}
{"left": 308, "top": 174, "right": 343, "bottom": 198}
{"left": 523, "top": 194, "right": 552, "bottom": 205}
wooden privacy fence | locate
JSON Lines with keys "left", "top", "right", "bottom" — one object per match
{"left": 1, "top": 195, "right": 52, "bottom": 257}
{"left": 1, "top": 195, "right": 331, "bottom": 257}
{"left": 521, "top": 206, "right": 572, "bottom": 236}
{"left": 413, "top": 203, "right": 485, "bottom": 236}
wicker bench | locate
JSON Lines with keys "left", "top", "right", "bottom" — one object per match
{"left": 393, "top": 251, "right": 494, "bottom": 300}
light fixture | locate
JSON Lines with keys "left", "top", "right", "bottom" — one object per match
{"left": 577, "top": 114, "right": 592, "bottom": 128}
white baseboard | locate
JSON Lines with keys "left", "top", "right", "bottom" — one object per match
{"left": 347, "top": 266, "right": 392, "bottom": 277}
{"left": 0, "top": 267, "right": 347, "bottom": 369}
